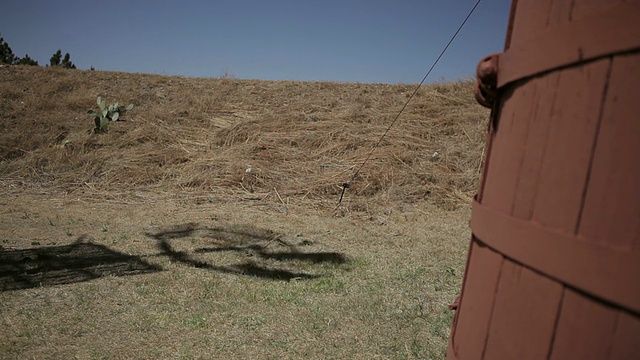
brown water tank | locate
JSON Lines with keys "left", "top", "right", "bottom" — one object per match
{"left": 447, "top": 1, "right": 640, "bottom": 359}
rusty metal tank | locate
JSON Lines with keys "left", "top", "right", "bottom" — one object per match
{"left": 447, "top": 1, "right": 640, "bottom": 359}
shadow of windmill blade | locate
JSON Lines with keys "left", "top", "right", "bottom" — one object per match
{"left": 0, "top": 241, "right": 163, "bottom": 291}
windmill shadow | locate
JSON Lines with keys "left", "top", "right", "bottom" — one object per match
{"left": 0, "top": 236, "right": 163, "bottom": 291}
{"left": 146, "top": 222, "right": 349, "bottom": 281}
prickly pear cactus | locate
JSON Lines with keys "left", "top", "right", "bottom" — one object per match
{"left": 88, "top": 96, "right": 134, "bottom": 133}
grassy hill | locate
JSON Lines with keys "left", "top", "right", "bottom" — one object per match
{"left": 0, "top": 65, "right": 488, "bottom": 359}
{"left": 0, "top": 65, "right": 487, "bottom": 211}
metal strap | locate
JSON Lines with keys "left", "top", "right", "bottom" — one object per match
{"left": 498, "top": 3, "right": 640, "bottom": 88}
{"left": 471, "top": 199, "right": 640, "bottom": 314}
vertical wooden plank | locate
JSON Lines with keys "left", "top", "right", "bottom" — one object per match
{"left": 549, "top": 289, "right": 617, "bottom": 360}
{"left": 508, "top": 0, "right": 554, "bottom": 47}
{"left": 547, "top": 0, "right": 573, "bottom": 27}
{"left": 579, "top": 54, "right": 640, "bottom": 251}
{"left": 484, "top": 260, "right": 563, "bottom": 360}
{"left": 532, "top": 59, "right": 610, "bottom": 232}
{"left": 609, "top": 311, "right": 640, "bottom": 360}
{"left": 451, "top": 241, "right": 503, "bottom": 360}
{"left": 571, "top": 0, "right": 626, "bottom": 21}
{"left": 511, "top": 72, "right": 559, "bottom": 220}
{"left": 481, "top": 80, "right": 536, "bottom": 214}
{"left": 502, "top": 0, "right": 518, "bottom": 50}
{"left": 476, "top": 117, "right": 496, "bottom": 203}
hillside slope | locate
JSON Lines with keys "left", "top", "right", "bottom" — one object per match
{"left": 0, "top": 65, "right": 488, "bottom": 210}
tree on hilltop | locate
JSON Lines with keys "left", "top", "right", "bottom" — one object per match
{"left": 50, "top": 49, "right": 76, "bottom": 68}
{"left": 0, "top": 34, "right": 17, "bottom": 64}
{"left": 16, "top": 54, "right": 38, "bottom": 66}
{"left": 50, "top": 49, "right": 62, "bottom": 66}
{"left": 1, "top": 35, "right": 37, "bottom": 66}
{"left": 61, "top": 52, "right": 76, "bottom": 68}
{"left": 1, "top": 35, "right": 72, "bottom": 68}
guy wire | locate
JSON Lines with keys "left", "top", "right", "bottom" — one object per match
{"left": 337, "top": 0, "right": 483, "bottom": 206}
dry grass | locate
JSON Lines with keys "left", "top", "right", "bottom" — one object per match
{"left": 0, "top": 65, "right": 487, "bottom": 210}
{"left": 0, "top": 65, "right": 488, "bottom": 359}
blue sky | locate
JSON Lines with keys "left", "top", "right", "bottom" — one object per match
{"left": 1, "top": 0, "right": 511, "bottom": 84}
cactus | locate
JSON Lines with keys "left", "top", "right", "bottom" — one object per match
{"left": 88, "top": 96, "right": 134, "bottom": 133}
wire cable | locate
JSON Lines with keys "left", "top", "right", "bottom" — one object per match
{"left": 337, "top": 0, "right": 483, "bottom": 205}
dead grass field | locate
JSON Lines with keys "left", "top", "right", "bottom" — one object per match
{"left": 0, "top": 65, "right": 488, "bottom": 359}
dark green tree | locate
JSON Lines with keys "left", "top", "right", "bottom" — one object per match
{"left": 61, "top": 52, "right": 76, "bottom": 69}
{"left": 16, "top": 54, "right": 38, "bottom": 66}
{"left": 50, "top": 49, "right": 76, "bottom": 68}
{"left": 50, "top": 49, "right": 62, "bottom": 66}
{"left": 0, "top": 34, "right": 17, "bottom": 65}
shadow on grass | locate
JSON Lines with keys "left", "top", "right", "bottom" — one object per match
{"left": 146, "top": 222, "right": 349, "bottom": 281}
{"left": 0, "top": 236, "right": 163, "bottom": 291}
